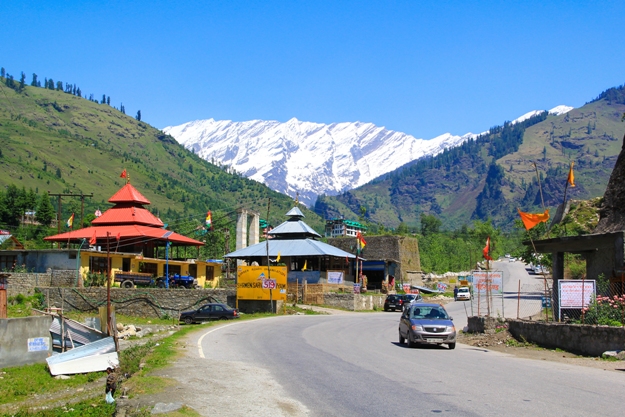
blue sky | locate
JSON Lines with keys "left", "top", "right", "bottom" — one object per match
{"left": 2, "top": 1, "right": 624, "bottom": 138}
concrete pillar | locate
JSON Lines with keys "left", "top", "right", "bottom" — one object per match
{"left": 249, "top": 212, "right": 260, "bottom": 245}
{"left": 236, "top": 208, "right": 248, "bottom": 250}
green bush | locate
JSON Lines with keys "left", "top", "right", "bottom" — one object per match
{"left": 581, "top": 294, "right": 625, "bottom": 326}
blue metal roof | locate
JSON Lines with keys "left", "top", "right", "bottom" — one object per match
{"left": 269, "top": 219, "right": 321, "bottom": 238}
{"left": 224, "top": 239, "right": 356, "bottom": 258}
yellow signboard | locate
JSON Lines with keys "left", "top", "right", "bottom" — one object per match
{"left": 237, "top": 266, "right": 288, "bottom": 301}
{"left": 460, "top": 280, "right": 469, "bottom": 286}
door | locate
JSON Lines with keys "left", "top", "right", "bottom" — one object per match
{"left": 195, "top": 305, "right": 213, "bottom": 321}
{"left": 399, "top": 309, "right": 409, "bottom": 337}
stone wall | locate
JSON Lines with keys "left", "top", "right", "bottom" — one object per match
{"left": 4, "top": 272, "right": 52, "bottom": 298}
{"left": 44, "top": 287, "right": 236, "bottom": 318}
{"left": 322, "top": 293, "right": 385, "bottom": 311}
{"left": 507, "top": 319, "right": 625, "bottom": 357}
{"left": 467, "top": 316, "right": 499, "bottom": 334}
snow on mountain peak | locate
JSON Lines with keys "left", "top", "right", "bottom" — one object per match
{"left": 548, "top": 105, "right": 574, "bottom": 115}
{"left": 163, "top": 119, "right": 469, "bottom": 207}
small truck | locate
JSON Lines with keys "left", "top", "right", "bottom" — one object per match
{"left": 114, "top": 272, "right": 155, "bottom": 288}
{"left": 155, "top": 274, "right": 198, "bottom": 289}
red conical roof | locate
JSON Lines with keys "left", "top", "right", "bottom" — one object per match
{"left": 108, "top": 183, "right": 151, "bottom": 205}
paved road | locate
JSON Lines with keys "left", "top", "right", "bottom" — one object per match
{"left": 198, "top": 313, "right": 625, "bottom": 417}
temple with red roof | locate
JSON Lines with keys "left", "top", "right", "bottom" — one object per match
{"left": 45, "top": 183, "right": 203, "bottom": 255}
{"left": 39, "top": 182, "right": 218, "bottom": 286}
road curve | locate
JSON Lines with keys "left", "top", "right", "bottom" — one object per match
{"left": 196, "top": 313, "right": 625, "bottom": 417}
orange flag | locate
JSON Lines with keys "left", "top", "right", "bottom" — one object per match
{"left": 482, "top": 237, "right": 493, "bottom": 261}
{"left": 89, "top": 231, "right": 97, "bottom": 245}
{"left": 120, "top": 169, "right": 127, "bottom": 178}
{"left": 518, "top": 209, "right": 550, "bottom": 230}
{"left": 567, "top": 162, "right": 575, "bottom": 187}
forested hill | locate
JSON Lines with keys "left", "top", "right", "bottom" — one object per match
{"left": 0, "top": 71, "right": 324, "bottom": 241}
{"left": 315, "top": 84, "right": 625, "bottom": 231}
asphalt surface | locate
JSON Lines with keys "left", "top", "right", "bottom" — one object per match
{"left": 195, "top": 313, "right": 625, "bottom": 417}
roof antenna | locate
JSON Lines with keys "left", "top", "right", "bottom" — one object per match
{"left": 295, "top": 191, "right": 299, "bottom": 206}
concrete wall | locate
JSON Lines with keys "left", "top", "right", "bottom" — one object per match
{"left": 0, "top": 316, "right": 53, "bottom": 368}
{"left": 507, "top": 319, "right": 625, "bottom": 357}
{"left": 44, "top": 287, "right": 236, "bottom": 318}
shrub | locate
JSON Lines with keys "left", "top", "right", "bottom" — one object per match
{"left": 581, "top": 294, "right": 625, "bottom": 326}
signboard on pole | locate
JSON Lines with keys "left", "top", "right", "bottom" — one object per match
{"left": 559, "top": 280, "right": 595, "bottom": 309}
{"left": 237, "top": 266, "right": 287, "bottom": 300}
{"left": 472, "top": 271, "right": 503, "bottom": 294}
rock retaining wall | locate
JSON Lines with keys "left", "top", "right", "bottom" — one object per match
{"left": 322, "top": 293, "right": 385, "bottom": 311}
{"left": 467, "top": 316, "right": 499, "bottom": 334}
{"left": 44, "top": 287, "right": 236, "bottom": 318}
{"left": 507, "top": 319, "right": 625, "bottom": 357}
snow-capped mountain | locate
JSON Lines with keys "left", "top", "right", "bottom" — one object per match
{"left": 163, "top": 105, "right": 573, "bottom": 207}
{"left": 163, "top": 118, "right": 474, "bottom": 207}
{"left": 511, "top": 105, "right": 574, "bottom": 125}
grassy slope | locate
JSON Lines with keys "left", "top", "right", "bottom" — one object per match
{"left": 0, "top": 82, "right": 324, "bottom": 231}
{"left": 317, "top": 96, "right": 625, "bottom": 230}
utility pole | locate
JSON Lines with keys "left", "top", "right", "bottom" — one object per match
{"left": 48, "top": 192, "right": 94, "bottom": 235}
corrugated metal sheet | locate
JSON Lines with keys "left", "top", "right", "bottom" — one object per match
{"left": 49, "top": 316, "right": 105, "bottom": 348}
{"left": 46, "top": 337, "right": 119, "bottom": 375}
{"left": 225, "top": 238, "right": 356, "bottom": 258}
{"left": 270, "top": 220, "right": 321, "bottom": 237}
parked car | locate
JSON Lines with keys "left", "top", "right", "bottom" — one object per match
{"left": 179, "top": 303, "right": 239, "bottom": 324}
{"left": 398, "top": 303, "right": 456, "bottom": 349}
{"left": 402, "top": 293, "right": 424, "bottom": 311}
{"left": 455, "top": 287, "right": 471, "bottom": 301}
{"left": 384, "top": 294, "right": 403, "bottom": 311}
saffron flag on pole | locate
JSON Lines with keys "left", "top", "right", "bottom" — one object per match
{"left": 116, "top": 232, "right": 121, "bottom": 241}
{"left": 356, "top": 232, "right": 367, "bottom": 252}
{"left": 482, "top": 237, "right": 493, "bottom": 261}
{"left": 276, "top": 252, "right": 281, "bottom": 263}
{"left": 89, "top": 231, "right": 97, "bottom": 245}
{"left": 66, "top": 213, "right": 75, "bottom": 229}
{"left": 518, "top": 209, "right": 550, "bottom": 230}
{"left": 567, "top": 161, "right": 575, "bottom": 187}
{"left": 120, "top": 169, "right": 127, "bottom": 179}
{"left": 302, "top": 260, "right": 307, "bottom": 271}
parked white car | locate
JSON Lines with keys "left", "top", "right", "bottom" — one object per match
{"left": 455, "top": 287, "right": 471, "bottom": 301}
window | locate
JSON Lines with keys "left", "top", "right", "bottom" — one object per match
{"left": 0, "top": 255, "right": 17, "bottom": 271}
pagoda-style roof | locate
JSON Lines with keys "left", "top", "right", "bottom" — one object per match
{"left": 108, "top": 183, "right": 151, "bottom": 205}
{"left": 92, "top": 205, "right": 164, "bottom": 227}
{"left": 44, "top": 225, "right": 203, "bottom": 246}
{"left": 45, "top": 182, "right": 203, "bottom": 247}
{"left": 269, "top": 207, "right": 321, "bottom": 239}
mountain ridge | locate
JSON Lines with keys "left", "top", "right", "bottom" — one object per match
{"left": 164, "top": 106, "right": 574, "bottom": 207}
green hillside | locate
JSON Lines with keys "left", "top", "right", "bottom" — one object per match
{"left": 315, "top": 84, "right": 625, "bottom": 231}
{"left": 0, "top": 76, "right": 324, "bottom": 244}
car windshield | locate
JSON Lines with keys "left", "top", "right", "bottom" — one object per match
{"left": 458, "top": 288, "right": 469, "bottom": 293}
{"left": 411, "top": 306, "right": 448, "bottom": 320}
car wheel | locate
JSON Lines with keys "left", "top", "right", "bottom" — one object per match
{"left": 407, "top": 335, "right": 416, "bottom": 348}
{"left": 219, "top": 316, "right": 228, "bottom": 320}
{"left": 121, "top": 280, "right": 134, "bottom": 288}
{"left": 183, "top": 317, "right": 193, "bottom": 325}
{"left": 448, "top": 342, "right": 456, "bottom": 350}
{"left": 399, "top": 331, "right": 405, "bottom": 344}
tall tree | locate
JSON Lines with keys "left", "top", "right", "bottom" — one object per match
{"left": 35, "top": 193, "right": 55, "bottom": 227}
{"left": 136, "top": 110, "right": 142, "bottom": 121}
{"left": 19, "top": 72, "right": 25, "bottom": 90}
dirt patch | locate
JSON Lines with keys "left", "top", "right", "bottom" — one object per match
{"left": 457, "top": 329, "right": 625, "bottom": 372}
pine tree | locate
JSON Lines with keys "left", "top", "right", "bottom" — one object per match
{"left": 35, "top": 193, "right": 55, "bottom": 227}
{"left": 19, "top": 72, "right": 25, "bottom": 90}
{"left": 136, "top": 110, "right": 141, "bottom": 121}
{"left": 0, "top": 67, "right": 5, "bottom": 78}
{"left": 107, "top": 96, "right": 110, "bottom": 105}
{"left": 101, "top": 94, "right": 106, "bottom": 104}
